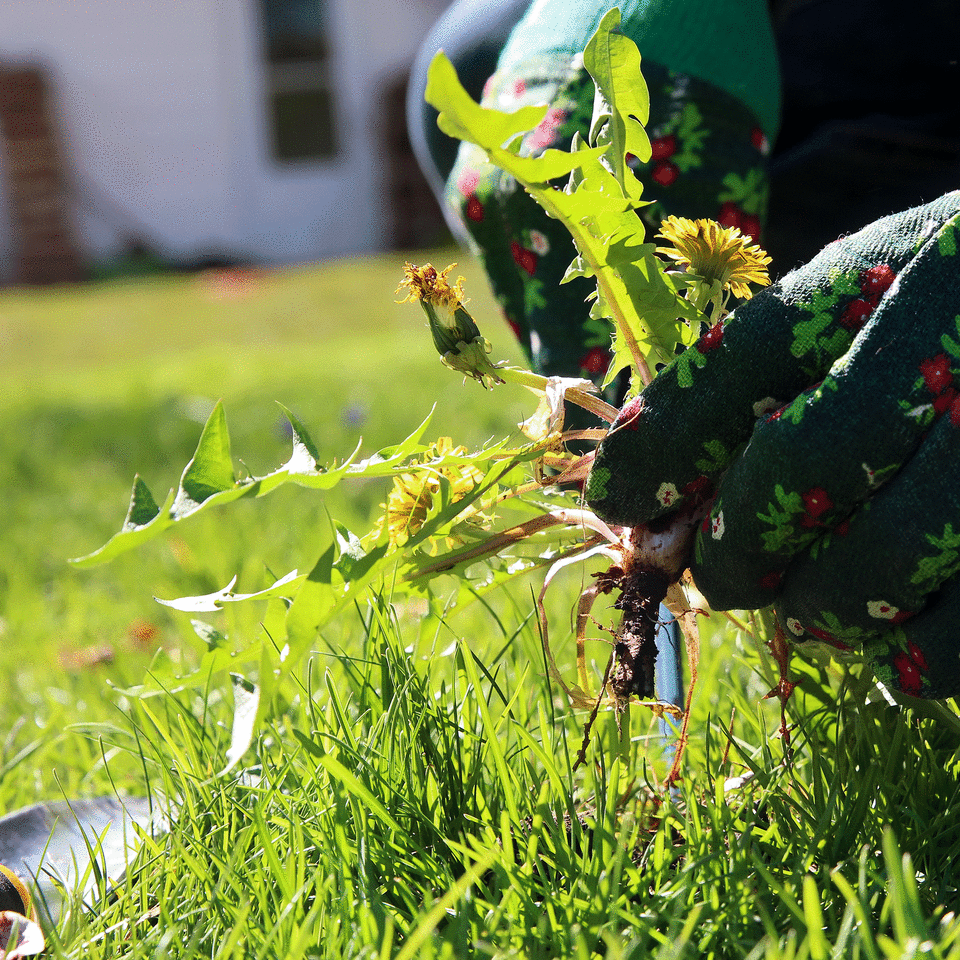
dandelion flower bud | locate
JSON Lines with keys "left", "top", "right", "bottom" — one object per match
{"left": 397, "top": 262, "right": 505, "bottom": 388}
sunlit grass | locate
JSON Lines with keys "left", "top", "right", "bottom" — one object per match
{"left": 3, "top": 257, "right": 960, "bottom": 958}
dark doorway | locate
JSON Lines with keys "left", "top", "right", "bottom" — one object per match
{"left": 381, "top": 73, "right": 449, "bottom": 250}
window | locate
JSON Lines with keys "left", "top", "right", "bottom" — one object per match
{"left": 261, "top": 0, "right": 337, "bottom": 161}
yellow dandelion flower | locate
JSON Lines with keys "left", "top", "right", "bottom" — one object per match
{"left": 381, "top": 438, "right": 489, "bottom": 547}
{"left": 655, "top": 216, "right": 771, "bottom": 300}
{"left": 382, "top": 472, "right": 435, "bottom": 547}
{"left": 397, "top": 263, "right": 504, "bottom": 388}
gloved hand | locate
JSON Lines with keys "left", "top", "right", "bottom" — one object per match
{"left": 585, "top": 191, "right": 960, "bottom": 699}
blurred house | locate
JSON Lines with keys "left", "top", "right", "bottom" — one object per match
{"left": 0, "top": 0, "right": 452, "bottom": 284}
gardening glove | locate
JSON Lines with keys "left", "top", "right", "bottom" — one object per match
{"left": 442, "top": 0, "right": 780, "bottom": 398}
{"left": 585, "top": 191, "right": 960, "bottom": 699}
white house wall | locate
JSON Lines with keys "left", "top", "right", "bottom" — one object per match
{"left": 0, "top": 0, "right": 453, "bottom": 269}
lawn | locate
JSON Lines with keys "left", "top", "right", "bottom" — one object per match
{"left": 2, "top": 255, "right": 960, "bottom": 959}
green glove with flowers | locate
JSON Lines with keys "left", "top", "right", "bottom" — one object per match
{"left": 585, "top": 191, "right": 960, "bottom": 699}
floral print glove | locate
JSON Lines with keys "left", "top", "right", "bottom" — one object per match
{"left": 586, "top": 191, "right": 960, "bottom": 698}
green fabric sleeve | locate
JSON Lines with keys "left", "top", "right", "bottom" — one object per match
{"left": 497, "top": 0, "right": 782, "bottom": 141}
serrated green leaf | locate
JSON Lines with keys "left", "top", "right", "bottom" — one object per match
{"left": 71, "top": 410, "right": 437, "bottom": 567}
{"left": 221, "top": 673, "right": 259, "bottom": 774}
{"left": 276, "top": 402, "right": 322, "bottom": 473}
{"left": 71, "top": 403, "right": 258, "bottom": 567}
{"left": 74, "top": 393, "right": 568, "bottom": 571}
{"left": 172, "top": 400, "right": 237, "bottom": 517}
{"left": 123, "top": 475, "right": 161, "bottom": 530}
{"left": 427, "top": 54, "right": 598, "bottom": 184}
{"left": 71, "top": 486, "right": 178, "bottom": 568}
{"left": 156, "top": 568, "right": 306, "bottom": 613}
{"left": 427, "top": 53, "right": 546, "bottom": 151}
{"left": 583, "top": 7, "right": 651, "bottom": 192}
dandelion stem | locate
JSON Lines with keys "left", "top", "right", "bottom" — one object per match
{"left": 497, "top": 366, "right": 619, "bottom": 422}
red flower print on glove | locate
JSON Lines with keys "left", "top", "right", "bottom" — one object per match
{"left": 740, "top": 214, "right": 761, "bottom": 242}
{"left": 697, "top": 320, "right": 725, "bottom": 353}
{"left": 527, "top": 107, "right": 566, "bottom": 151}
{"left": 751, "top": 127, "right": 769, "bottom": 153}
{"left": 758, "top": 570, "right": 783, "bottom": 591}
{"left": 920, "top": 353, "right": 954, "bottom": 396}
{"left": 838, "top": 266, "right": 895, "bottom": 331}
{"left": 616, "top": 396, "right": 644, "bottom": 430}
{"left": 579, "top": 346, "right": 610, "bottom": 375}
{"left": 800, "top": 486, "right": 833, "bottom": 527}
{"left": 510, "top": 241, "right": 537, "bottom": 276}
{"left": 717, "top": 202, "right": 741, "bottom": 229}
{"left": 859, "top": 263, "right": 895, "bottom": 302}
{"left": 934, "top": 387, "right": 958, "bottom": 415}
{"left": 652, "top": 161, "right": 679, "bottom": 186}
{"left": 908, "top": 641, "right": 929, "bottom": 672}
{"left": 840, "top": 263, "right": 896, "bottom": 333}
{"left": 893, "top": 646, "right": 927, "bottom": 696}
{"left": 681, "top": 474, "right": 713, "bottom": 504}
{"left": 650, "top": 135, "right": 676, "bottom": 161}
{"left": 716, "top": 203, "right": 761, "bottom": 242}
{"left": 465, "top": 196, "right": 484, "bottom": 223}
{"left": 840, "top": 298, "right": 873, "bottom": 331}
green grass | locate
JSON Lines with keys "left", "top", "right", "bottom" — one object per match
{"left": 3, "top": 257, "right": 960, "bottom": 958}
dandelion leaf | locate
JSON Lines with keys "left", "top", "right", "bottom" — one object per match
{"left": 276, "top": 402, "right": 322, "bottom": 474}
{"left": 172, "top": 400, "right": 238, "bottom": 518}
{"left": 426, "top": 53, "right": 597, "bottom": 184}
{"left": 426, "top": 16, "right": 699, "bottom": 387}
{"left": 583, "top": 8, "right": 651, "bottom": 194}
{"left": 221, "top": 673, "right": 259, "bottom": 774}
{"left": 156, "top": 569, "right": 305, "bottom": 613}
{"left": 123, "top": 475, "right": 161, "bottom": 530}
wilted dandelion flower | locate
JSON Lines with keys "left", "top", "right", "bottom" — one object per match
{"left": 397, "top": 263, "right": 505, "bottom": 388}
{"left": 381, "top": 437, "right": 489, "bottom": 547}
{"left": 397, "top": 261, "right": 467, "bottom": 314}
{"left": 656, "top": 217, "right": 771, "bottom": 300}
